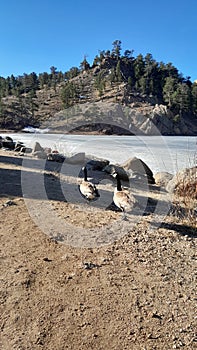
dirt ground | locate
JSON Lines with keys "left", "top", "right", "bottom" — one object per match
{"left": 0, "top": 150, "right": 196, "bottom": 350}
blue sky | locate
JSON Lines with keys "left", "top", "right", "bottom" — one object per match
{"left": 0, "top": 0, "right": 196, "bottom": 81}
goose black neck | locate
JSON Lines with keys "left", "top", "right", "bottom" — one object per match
{"left": 116, "top": 173, "right": 122, "bottom": 191}
{"left": 83, "top": 166, "right": 88, "bottom": 181}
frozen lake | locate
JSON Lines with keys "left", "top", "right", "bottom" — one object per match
{"left": 1, "top": 133, "right": 196, "bottom": 175}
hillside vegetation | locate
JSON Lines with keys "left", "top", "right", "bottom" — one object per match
{"left": 0, "top": 40, "right": 197, "bottom": 135}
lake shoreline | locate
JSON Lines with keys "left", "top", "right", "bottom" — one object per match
{"left": 1, "top": 132, "right": 196, "bottom": 176}
{"left": 1, "top": 128, "right": 197, "bottom": 136}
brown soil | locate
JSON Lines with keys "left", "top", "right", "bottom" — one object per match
{"left": 0, "top": 150, "right": 196, "bottom": 350}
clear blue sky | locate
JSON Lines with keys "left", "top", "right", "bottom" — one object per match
{"left": 0, "top": 0, "right": 196, "bottom": 81}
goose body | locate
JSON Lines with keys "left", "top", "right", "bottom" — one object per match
{"left": 79, "top": 166, "right": 100, "bottom": 201}
{"left": 112, "top": 172, "right": 136, "bottom": 219}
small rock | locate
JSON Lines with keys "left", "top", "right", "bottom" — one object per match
{"left": 83, "top": 262, "right": 99, "bottom": 270}
{"left": 154, "top": 172, "right": 173, "bottom": 187}
{"left": 47, "top": 153, "right": 65, "bottom": 163}
{"left": 43, "top": 257, "right": 52, "bottom": 262}
{"left": 3, "top": 200, "right": 16, "bottom": 207}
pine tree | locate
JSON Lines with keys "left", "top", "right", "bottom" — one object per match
{"left": 172, "top": 83, "right": 192, "bottom": 116}
{"left": 116, "top": 61, "right": 122, "bottom": 82}
{"left": 134, "top": 54, "right": 145, "bottom": 91}
{"left": 112, "top": 40, "right": 122, "bottom": 58}
{"left": 163, "top": 77, "right": 177, "bottom": 107}
{"left": 192, "top": 82, "right": 197, "bottom": 115}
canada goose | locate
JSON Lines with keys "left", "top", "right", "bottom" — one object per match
{"left": 79, "top": 166, "right": 100, "bottom": 201}
{"left": 112, "top": 172, "right": 136, "bottom": 220}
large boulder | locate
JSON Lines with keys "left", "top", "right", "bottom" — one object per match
{"left": 32, "top": 142, "right": 49, "bottom": 159}
{"left": 86, "top": 157, "right": 109, "bottom": 171}
{"left": 154, "top": 172, "right": 173, "bottom": 188}
{"left": 65, "top": 152, "right": 85, "bottom": 164}
{"left": 166, "top": 166, "right": 196, "bottom": 198}
{"left": 32, "top": 141, "right": 44, "bottom": 153}
{"left": 121, "top": 157, "right": 155, "bottom": 184}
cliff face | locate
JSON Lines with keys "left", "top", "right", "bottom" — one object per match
{"left": 42, "top": 100, "right": 197, "bottom": 136}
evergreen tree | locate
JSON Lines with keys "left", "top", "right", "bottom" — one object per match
{"left": 0, "top": 97, "right": 5, "bottom": 117}
{"left": 94, "top": 71, "right": 106, "bottom": 96}
{"left": 192, "top": 82, "right": 197, "bottom": 115}
{"left": 143, "top": 53, "right": 158, "bottom": 95}
{"left": 39, "top": 72, "right": 50, "bottom": 88}
{"left": 172, "top": 83, "right": 192, "bottom": 116}
{"left": 163, "top": 77, "right": 177, "bottom": 107}
{"left": 127, "top": 76, "right": 133, "bottom": 92}
{"left": 61, "top": 82, "right": 78, "bottom": 108}
{"left": 134, "top": 54, "right": 145, "bottom": 91}
{"left": 25, "top": 90, "right": 38, "bottom": 117}
{"left": 50, "top": 66, "right": 58, "bottom": 91}
{"left": 66, "top": 67, "right": 80, "bottom": 79}
{"left": 124, "top": 49, "right": 134, "bottom": 59}
{"left": 98, "top": 50, "right": 105, "bottom": 61}
{"left": 116, "top": 61, "right": 122, "bottom": 82}
{"left": 92, "top": 55, "right": 100, "bottom": 67}
{"left": 80, "top": 56, "right": 90, "bottom": 71}
{"left": 112, "top": 40, "right": 122, "bottom": 58}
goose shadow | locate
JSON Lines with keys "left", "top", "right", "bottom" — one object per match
{"left": 0, "top": 154, "right": 171, "bottom": 215}
{"left": 0, "top": 157, "right": 114, "bottom": 207}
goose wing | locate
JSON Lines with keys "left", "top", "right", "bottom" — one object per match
{"left": 113, "top": 190, "right": 136, "bottom": 211}
{"left": 79, "top": 181, "right": 100, "bottom": 201}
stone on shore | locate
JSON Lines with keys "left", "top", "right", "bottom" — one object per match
{"left": 32, "top": 141, "right": 45, "bottom": 153}
{"left": 65, "top": 152, "right": 85, "bottom": 164}
{"left": 154, "top": 172, "right": 174, "bottom": 188}
{"left": 86, "top": 158, "right": 109, "bottom": 171}
{"left": 121, "top": 157, "right": 155, "bottom": 184}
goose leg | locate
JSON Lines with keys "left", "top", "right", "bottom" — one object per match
{"left": 121, "top": 209, "right": 127, "bottom": 221}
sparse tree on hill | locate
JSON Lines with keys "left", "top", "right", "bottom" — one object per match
{"left": 94, "top": 71, "right": 106, "bottom": 97}
{"left": 61, "top": 82, "right": 78, "bottom": 108}
{"left": 80, "top": 56, "right": 90, "bottom": 71}
{"left": 112, "top": 40, "right": 122, "bottom": 58}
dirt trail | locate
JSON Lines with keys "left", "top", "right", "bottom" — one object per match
{"left": 0, "top": 150, "right": 196, "bottom": 350}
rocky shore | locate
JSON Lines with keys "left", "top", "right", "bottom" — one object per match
{"left": 0, "top": 140, "right": 196, "bottom": 349}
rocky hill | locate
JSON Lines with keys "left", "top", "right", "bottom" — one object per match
{"left": 1, "top": 56, "right": 197, "bottom": 135}
{"left": 41, "top": 67, "right": 197, "bottom": 136}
